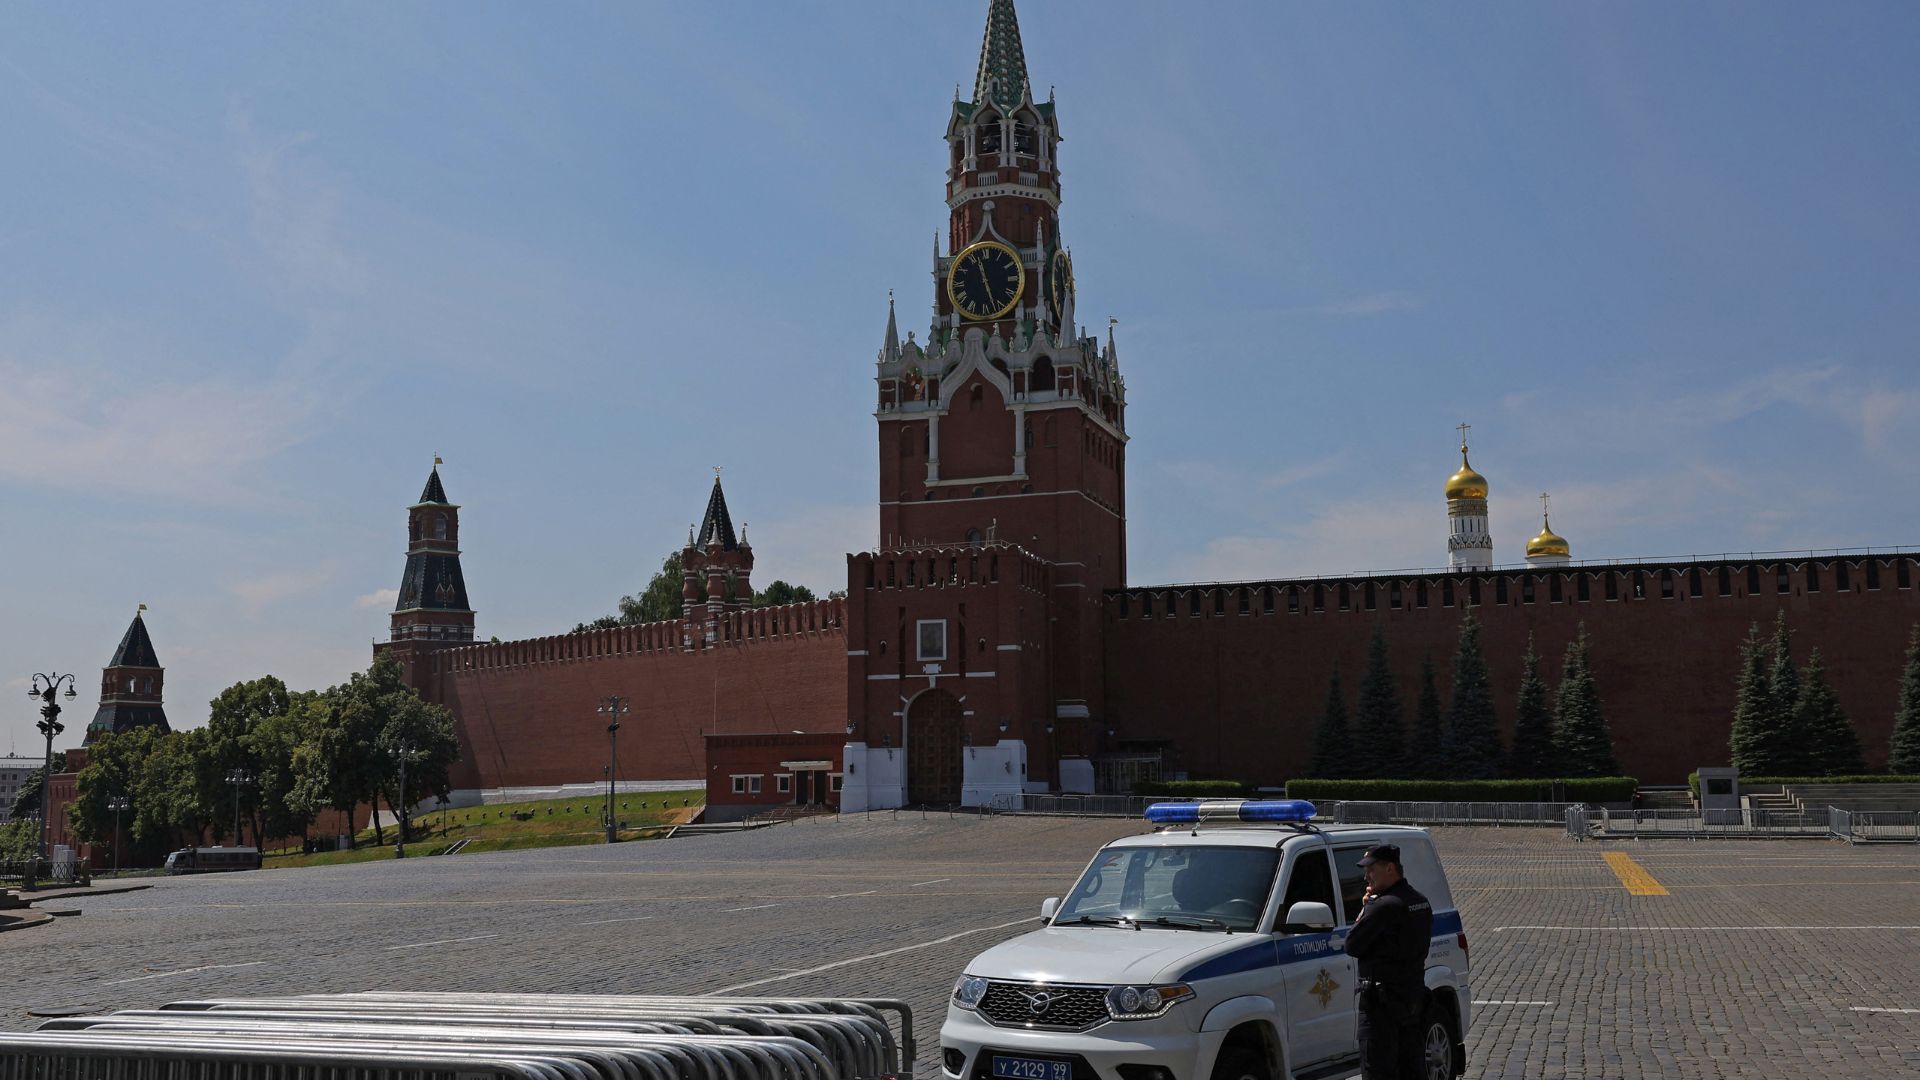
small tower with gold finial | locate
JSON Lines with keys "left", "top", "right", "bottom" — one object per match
{"left": 1446, "top": 423, "right": 1493, "bottom": 570}
{"left": 1526, "top": 492, "right": 1572, "bottom": 567}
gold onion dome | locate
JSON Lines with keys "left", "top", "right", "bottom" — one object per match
{"left": 1445, "top": 452, "right": 1488, "bottom": 500}
{"left": 1527, "top": 517, "right": 1571, "bottom": 559}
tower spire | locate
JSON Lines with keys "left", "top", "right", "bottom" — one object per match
{"left": 973, "top": 0, "right": 1031, "bottom": 110}
{"left": 881, "top": 289, "right": 900, "bottom": 362}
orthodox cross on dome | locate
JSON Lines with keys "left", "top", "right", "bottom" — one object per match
{"left": 1539, "top": 491, "right": 1551, "bottom": 522}
{"left": 1456, "top": 421, "right": 1471, "bottom": 453}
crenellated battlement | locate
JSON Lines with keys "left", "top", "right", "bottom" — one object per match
{"left": 850, "top": 541, "right": 1051, "bottom": 596}
{"left": 1107, "top": 550, "right": 1920, "bottom": 622}
{"left": 430, "top": 597, "right": 847, "bottom": 676}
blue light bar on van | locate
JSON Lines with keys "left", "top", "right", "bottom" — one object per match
{"left": 1143, "top": 799, "right": 1318, "bottom": 824}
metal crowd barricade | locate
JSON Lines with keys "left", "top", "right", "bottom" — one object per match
{"left": 11, "top": 991, "right": 916, "bottom": 1080}
{"left": 1838, "top": 809, "right": 1920, "bottom": 844}
{"left": 1327, "top": 801, "right": 1575, "bottom": 827}
{"left": 989, "top": 792, "right": 1160, "bottom": 816}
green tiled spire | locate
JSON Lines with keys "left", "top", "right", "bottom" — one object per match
{"left": 973, "top": 0, "right": 1030, "bottom": 111}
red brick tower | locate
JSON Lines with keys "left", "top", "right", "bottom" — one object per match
{"left": 381, "top": 463, "right": 476, "bottom": 684}
{"left": 85, "top": 609, "right": 171, "bottom": 745}
{"left": 846, "top": 0, "right": 1127, "bottom": 810}
{"left": 681, "top": 473, "right": 754, "bottom": 649}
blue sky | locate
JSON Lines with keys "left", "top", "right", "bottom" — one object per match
{"left": 5, "top": 1, "right": 1919, "bottom": 752}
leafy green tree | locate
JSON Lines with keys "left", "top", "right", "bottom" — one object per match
{"left": 253, "top": 691, "right": 324, "bottom": 845}
{"left": 576, "top": 552, "right": 691, "bottom": 631}
{"left": 1550, "top": 624, "right": 1618, "bottom": 777}
{"left": 375, "top": 692, "right": 461, "bottom": 843}
{"left": 1353, "top": 628, "right": 1406, "bottom": 779}
{"left": 1507, "top": 635, "right": 1556, "bottom": 778}
{"left": 1795, "top": 649, "right": 1865, "bottom": 776}
{"left": 753, "top": 581, "right": 817, "bottom": 607}
{"left": 1890, "top": 626, "right": 1920, "bottom": 774}
{"left": 1310, "top": 668, "right": 1357, "bottom": 779}
{"left": 69, "top": 727, "right": 168, "bottom": 863}
{"left": 1440, "top": 608, "right": 1503, "bottom": 779}
{"left": 1409, "top": 655, "right": 1446, "bottom": 779}
{"left": 306, "top": 659, "right": 404, "bottom": 847}
{"left": 1729, "top": 622, "right": 1783, "bottom": 774}
{"left": 204, "top": 676, "right": 293, "bottom": 845}
{"left": 132, "top": 729, "right": 217, "bottom": 849}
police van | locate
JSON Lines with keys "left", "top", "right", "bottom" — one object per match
{"left": 941, "top": 800, "right": 1469, "bottom": 1080}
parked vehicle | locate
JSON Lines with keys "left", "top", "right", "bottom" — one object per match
{"left": 163, "top": 846, "right": 261, "bottom": 874}
{"left": 942, "top": 800, "right": 1470, "bottom": 1080}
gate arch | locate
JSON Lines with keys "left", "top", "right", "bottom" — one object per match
{"left": 906, "top": 689, "right": 964, "bottom": 805}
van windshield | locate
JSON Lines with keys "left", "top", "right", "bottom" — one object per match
{"left": 1054, "top": 845, "right": 1280, "bottom": 933}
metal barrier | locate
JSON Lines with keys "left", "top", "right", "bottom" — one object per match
{"left": 1830, "top": 807, "right": 1920, "bottom": 844}
{"left": 8, "top": 991, "right": 915, "bottom": 1080}
{"left": 987, "top": 792, "right": 1162, "bottom": 816}
{"left": 1570, "top": 806, "right": 1838, "bottom": 840}
{"left": 1326, "top": 801, "right": 1574, "bottom": 827}
{"left": 1567, "top": 804, "right": 1595, "bottom": 840}
{"left": 0, "top": 856, "right": 90, "bottom": 888}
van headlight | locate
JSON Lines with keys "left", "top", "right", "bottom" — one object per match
{"left": 952, "top": 975, "right": 990, "bottom": 1010}
{"left": 1104, "top": 983, "right": 1194, "bottom": 1020}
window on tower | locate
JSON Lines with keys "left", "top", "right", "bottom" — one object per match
{"left": 978, "top": 121, "right": 1003, "bottom": 155}
{"left": 1012, "top": 120, "right": 1036, "bottom": 156}
{"left": 1031, "top": 358, "right": 1055, "bottom": 393}
{"left": 435, "top": 513, "right": 448, "bottom": 540}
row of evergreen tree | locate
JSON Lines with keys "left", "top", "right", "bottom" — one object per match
{"left": 1309, "top": 611, "right": 1619, "bottom": 781}
{"left": 1729, "top": 612, "right": 1890, "bottom": 777}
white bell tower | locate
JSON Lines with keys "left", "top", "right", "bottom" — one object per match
{"left": 1446, "top": 423, "right": 1492, "bottom": 570}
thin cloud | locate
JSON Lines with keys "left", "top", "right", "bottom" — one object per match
{"left": 355, "top": 588, "right": 400, "bottom": 610}
{"left": 228, "top": 564, "right": 339, "bottom": 615}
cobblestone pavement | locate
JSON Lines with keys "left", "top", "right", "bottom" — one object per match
{"left": 3, "top": 814, "right": 1919, "bottom": 1078}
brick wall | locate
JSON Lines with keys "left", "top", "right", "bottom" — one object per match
{"left": 1104, "top": 557, "right": 1920, "bottom": 785}
{"left": 426, "top": 601, "right": 848, "bottom": 790}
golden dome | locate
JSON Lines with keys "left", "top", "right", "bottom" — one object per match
{"left": 1526, "top": 517, "right": 1570, "bottom": 559}
{"left": 1445, "top": 452, "right": 1488, "bottom": 500}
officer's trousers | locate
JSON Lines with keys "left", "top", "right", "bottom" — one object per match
{"left": 1357, "top": 999, "right": 1425, "bottom": 1079}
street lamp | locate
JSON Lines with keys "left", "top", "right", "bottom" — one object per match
{"left": 224, "top": 769, "right": 252, "bottom": 847}
{"left": 596, "top": 695, "right": 629, "bottom": 844}
{"left": 27, "top": 673, "right": 78, "bottom": 868}
{"left": 393, "top": 742, "right": 418, "bottom": 859}
{"left": 107, "top": 796, "right": 130, "bottom": 877}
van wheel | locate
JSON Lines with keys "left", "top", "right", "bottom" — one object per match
{"left": 1210, "top": 1045, "right": 1269, "bottom": 1080}
{"left": 1422, "top": 1000, "right": 1459, "bottom": 1080}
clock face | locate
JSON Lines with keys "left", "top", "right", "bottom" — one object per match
{"left": 1047, "top": 249, "right": 1074, "bottom": 326}
{"left": 947, "top": 240, "right": 1025, "bottom": 321}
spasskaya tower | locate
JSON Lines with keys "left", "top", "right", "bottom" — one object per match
{"left": 845, "top": 0, "right": 1128, "bottom": 812}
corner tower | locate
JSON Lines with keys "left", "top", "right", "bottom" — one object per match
{"left": 382, "top": 462, "right": 476, "bottom": 681}
{"left": 86, "top": 609, "right": 171, "bottom": 744}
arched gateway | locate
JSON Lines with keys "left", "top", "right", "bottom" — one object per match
{"left": 906, "top": 689, "right": 964, "bottom": 805}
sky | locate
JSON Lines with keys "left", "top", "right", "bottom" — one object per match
{"left": 4, "top": 1, "right": 1919, "bottom": 753}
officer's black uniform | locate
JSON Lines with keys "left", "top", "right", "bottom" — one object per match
{"left": 1343, "top": 844, "right": 1434, "bottom": 1080}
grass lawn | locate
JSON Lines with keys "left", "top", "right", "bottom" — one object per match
{"left": 262, "top": 790, "right": 704, "bottom": 869}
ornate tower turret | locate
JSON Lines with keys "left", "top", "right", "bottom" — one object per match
{"left": 86, "top": 608, "right": 170, "bottom": 745}
{"left": 681, "top": 472, "right": 754, "bottom": 648}
{"left": 1446, "top": 423, "right": 1493, "bottom": 570}
{"left": 384, "top": 461, "right": 476, "bottom": 683}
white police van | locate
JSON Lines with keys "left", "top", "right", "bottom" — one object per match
{"left": 941, "top": 800, "right": 1469, "bottom": 1080}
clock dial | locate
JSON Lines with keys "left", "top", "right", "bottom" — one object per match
{"left": 946, "top": 240, "right": 1026, "bottom": 321}
{"left": 1047, "top": 249, "right": 1074, "bottom": 326}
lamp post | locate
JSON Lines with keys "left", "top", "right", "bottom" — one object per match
{"left": 393, "top": 742, "right": 417, "bottom": 859}
{"left": 596, "top": 695, "right": 629, "bottom": 844}
{"left": 224, "top": 769, "right": 252, "bottom": 847}
{"left": 27, "top": 673, "right": 78, "bottom": 869}
{"left": 107, "top": 796, "right": 130, "bottom": 876}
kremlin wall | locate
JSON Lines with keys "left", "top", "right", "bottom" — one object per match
{"left": 370, "top": 3, "right": 1917, "bottom": 815}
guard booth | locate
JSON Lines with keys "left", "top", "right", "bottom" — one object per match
{"left": 1698, "top": 766, "right": 1740, "bottom": 825}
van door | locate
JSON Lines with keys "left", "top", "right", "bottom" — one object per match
{"left": 1275, "top": 847, "right": 1356, "bottom": 1068}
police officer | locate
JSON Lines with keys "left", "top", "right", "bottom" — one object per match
{"left": 1343, "top": 843, "right": 1434, "bottom": 1079}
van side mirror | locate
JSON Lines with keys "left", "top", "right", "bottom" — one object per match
{"left": 1040, "top": 897, "right": 1059, "bottom": 920}
{"left": 1283, "top": 901, "right": 1336, "bottom": 931}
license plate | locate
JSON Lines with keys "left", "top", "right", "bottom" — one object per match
{"left": 991, "top": 1055, "right": 1073, "bottom": 1080}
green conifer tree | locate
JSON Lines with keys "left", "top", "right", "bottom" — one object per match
{"left": 1729, "top": 622, "right": 1782, "bottom": 774}
{"left": 1409, "top": 655, "right": 1446, "bottom": 779}
{"left": 1440, "top": 608, "right": 1503, "bottom": 779}
{"left": 1353, "top": 627, "right": 1407, "bottom": 779}
{"left": 1767, "top": 610, "right": 1812, "bottom": 774}
{"left": 1795, "top": 649, "right": 1865, "bottom": 776}
{"left": 1310, "top": 668, "right": 1357, "bottom": 779}
{"left": 1507, "top": 634, "right": 1556, "bottom": 778}
{"left": 1551, "top": 624, "right": 1619, "bottom": 777}
{"left": 1889, "top": 626, "right": 1920, "bottom": 775}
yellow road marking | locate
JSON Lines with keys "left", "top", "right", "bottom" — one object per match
{"left": 1602, "top": 851, "right": 1670, "bottom": 896}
